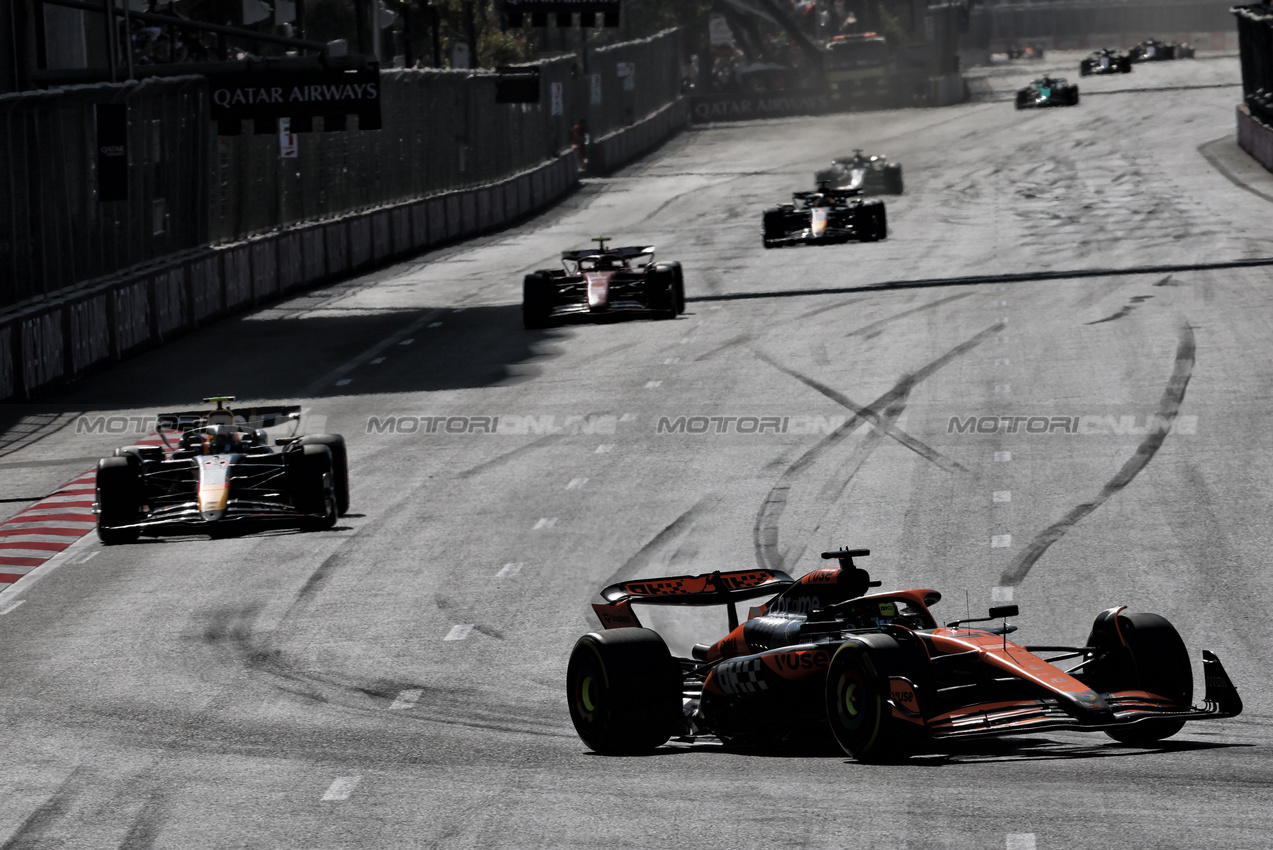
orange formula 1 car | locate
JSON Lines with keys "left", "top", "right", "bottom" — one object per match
{"left": 567, "top": 549, "right": 1242, "bottom": 761}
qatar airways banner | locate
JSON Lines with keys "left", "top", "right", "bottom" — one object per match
{"left": 208, "top": 67, "right": 382, "bottom": 135}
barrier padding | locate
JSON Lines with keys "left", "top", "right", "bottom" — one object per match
{"left": 251, "top": 239, "right": 280, "bottom": 302}
{"left": 302, "top": 229, "right": 326, "bottom": 283}
{"left": 68, "top": 293, "right": 110, "bottom": 373}
{"left": 21, "top": 310, "right": 64, "bottom": 393}
{"left": 278, "top": 231, "right": 305, "bottom": 293}
{"left": 1238, "top": 104, "right": 1273, "bottom": 172}
{"left": 112, "top": 281, "right": 151, "bottom": 355}
{"left": 223, "top": 245, "right": 252, "bottom": 309}
{"left": 372, "top": 210, "right": 393, "bottom": 262}
{"left": 445, "top": 194, "right": 463, "bottom": 239}
{"left": 427, "top": 197, "right": 447, "bottom": 245}
{"left": 326, "top": 221, "right": 350, "bottom": 275}
{"left": 411, "top": 202, "right": 429, "bottom": 249}
{"left": 349, "top": 217, "right": 373, "bottom": 270}
{"left": 392, "top": 208, "right": 412, "bottom": 255}
{"left": 153, "top": 267, "right": 188, "bottom": 338}
{"left": 0, "top": 323, "right": 14, "bottom": 401}
{"left": 190, "top": 253, "right": 222, "bottom": 324}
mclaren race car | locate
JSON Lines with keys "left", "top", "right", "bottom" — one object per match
{"left": 1129, "top": 39, "right": 1195, "bottom": 62}
{"left": 521, "top": 237, "right": 685, "bottom": 329}
{"left": 568, "top": 548, "right": 1242, "bottom": 760}
{"left": 94, "top": 396, "right": 349, "bottom": 544}
{"left": 1080, "top": 48, "right": 1132, "bottom": 76}
{"left": 762, "top": 187, "right": 886, "bottom": 248}
{"left": 814, "top": 150, "right": 904, "bottom": 195}
{"left": 1016, "top": 76, "right": 1079, "bottom": 109}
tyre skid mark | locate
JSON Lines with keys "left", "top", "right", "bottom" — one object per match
{"left": 998, "top": 319, "right": 1196, "bottom": 587}
{"left": 752, "top": 323, "right": 1002, "bottom": 572}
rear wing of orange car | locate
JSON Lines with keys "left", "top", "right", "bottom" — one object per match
{"left": 593, "top": 569, "right": 794, "bottom": 631}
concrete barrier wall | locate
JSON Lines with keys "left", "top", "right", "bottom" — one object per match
{"left": 591, "top": 98, "right": 690, "bottom": 175}
{"left": 1238, "top": 103, "right": 1273, "bottom": 172}
{"left": 0, "top": 152, "right": 581, "bottom": 400}
{"left": 987, "top": 31, "right": 1238, "bottom": 53}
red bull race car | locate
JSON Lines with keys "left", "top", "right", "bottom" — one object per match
{"left": 1129, "top": 39, "right": 1195, "bottom": 62}
{"left": 94, "top": 396, "right": 349, "bottom": 544}
{"left": 521, "top": 237, "right": 685, "bottom": 329}
{"left": 1080, "top": 48, "right": 1132, "bottom": 76}
{"left": 567, "top": 548, "right": 1242, "bottom": 760}
{"left": 762, "top": 187, "right": 887, "bottom": 248}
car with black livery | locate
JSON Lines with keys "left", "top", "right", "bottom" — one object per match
{"left": 94, "top": 396, "right": 349, "bottom": 543}
{"left": 1015, "top": 76, "right": 1079, "bottom": 109}
{"left": 1080, "top": 48, "right": 1132, "bottom": 76}
{"left": 762, "top": 186, "right": 887, "bottom": 248}
{"left": 815, "top": 149, "right": 904, "bottom": 195}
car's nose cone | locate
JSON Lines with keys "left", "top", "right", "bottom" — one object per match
{"left": 201, "top": 509, "right": 225, "bottom": 522}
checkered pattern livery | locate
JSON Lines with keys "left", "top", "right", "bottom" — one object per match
{"left": 714, "top": 657, "right": 770, "bottom": 695}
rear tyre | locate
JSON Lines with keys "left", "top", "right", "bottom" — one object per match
{"left": 1070, "top": 88, "right": 1080, "bottom": 106}
{"left": 1085, "top": 611, "right": 1192, "bottom": 744}
{"left": 96, "top": 456, "right": 142, "bottom": 545}
{"left": 1080, "top": 64, "right": 1091, "bottom": 77}
{"left": 1015, "top": 91, "right": 1028, "bottom": 110}
{"left": 648, "top": 265, "right": 679, "bottom": 319}
{"left": 762, "top": 208, "right": 787, "bottom": 248}
{"left": 522, "top": 272, "right": 555, "bottom": 329}
{"left": 298, "top": 434, "right": 349, "bottom": 516}
{"left": 287, "top": 445, "right": 336, "bottom": 531}
{"left": 566, "top": 628, "right": 682, "bottom": 754}
{"left": 883, "top": 164, "right": 903, "bottom": 194}
{"left": 826, "top": 637, "right": 914, "bottom": 762}
{"left": 670, "top": 261, "right": 686, "bottom": 314}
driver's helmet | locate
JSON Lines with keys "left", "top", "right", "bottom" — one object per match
{"left": 202, "top": 423, "right": 239, "bottom": 454}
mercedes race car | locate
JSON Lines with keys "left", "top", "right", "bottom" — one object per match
{"left": 568, "top": 548, "right": 1242, "bottom": 760}
{"left": 1129, "top": 39, "right": 1195, "bottom": 62}
{"left": 1016, "top": 76, "right": 1079, "bottom": 109}
{"left": 1080, "top": 48, "right": 1132, "bottom": 76}
{"left": 762, "top": 187, "right": 886, "bottom": 248}
{"left": 814, "top": 150, "right": 903, "bottom": 195}
{"left": 522, "top": 238, "right": 685, "bottom": 329}
{"left": 94, "top": 396, "right": 349, "bottom": 544}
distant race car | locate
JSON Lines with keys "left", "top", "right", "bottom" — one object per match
{"left": 522, "top": 238, "right": 685, "bottom": 329}
{"left": 94, "top": 396, "right": 349, "bottom": 543}
{"left": 1015, "top": 76, "right": 1079, "bottom": 109}
{"left": 1006, "top": 43, "right": 1045, "bottom": 60}
{"left": 1129, "top": 39, "right": 1195, "bottom": 62}
{"left": 762, "top": 186, "right": 886, "bottom": 248}
{"left": 1080, "top": 48, "right": 1132, "bottom": 76}
{"left": 814, "top": 149, "right": 904, "bottom": 195}
{"left": 567, "top": 548, "right": 1243, "bottom": 760}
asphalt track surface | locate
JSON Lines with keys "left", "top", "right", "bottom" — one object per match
{"left": 1, "top": 52, "right": 1270, "bottom": 848}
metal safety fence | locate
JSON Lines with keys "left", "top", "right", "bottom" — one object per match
{"left": 0, "top": 28, "right": 683, "bottom": 312}
{"left": 966, "top": 0, "right": 1236, "bottom": 47}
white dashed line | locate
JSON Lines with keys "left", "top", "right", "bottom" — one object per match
{"left": 399, "top": 338, "right": 414, "bottom": 346}
{"left": 1006, "top": 834, "right": 1036, "bottom": 850}
{"left": 998, "top": 316, "right": 1009, "bottom": 324}
{"left": 664, "top": 357, "right": 680, "bottom": 365}
{"left": 595, "top": 444, "right": 614, "bottom": 454}
{"left": 533, "top": 517, "right": 558, "bottom": 530}
{"left": 444, "top": 624, "right": 474, "bottom": 641}
{"left": 994, "top": 358, "right": 1010, "bottom": 366}
{"left": 994, "top": 383, "right": 1010, "bottom": 394}
{"left": 428, "top": 322, "right": 443, "bottom": 328}
{"left": 992, "top": 490, "right": 1012, "bottom": 503}
{"left": 496, "top": 562, "right": 524, "bottom": 578}
{"left": 65, "top": 550, "right": 98, "bottom": 565}
{"left": 994, "top": 451, "right": 1012, "bottom": 462}
{"left": 0, "top": 599, "right": 27, "bottom": 616}
{"left": 644, "top": 380, "right": 662, "bottom": 389}
{"left": 680, "top": 338, "right": 691, "bottom": 344}
{"left": 336, "top": 379, "right": 352, "bottom": 387}
{"left": 452, "top": 307, "right": 466, "bottom": 313}
{"left": 370, "top": 357, "right": 385, "bottom": 365}
{"left": 566, "top": 478, "right": 588, "bottom": 490}
{"left": 991, "top": 534, "right": 1012, "bottom": 548}
{"left": 619, "top": 413, "right": 637, "bottom": 422}
{"left": 992, "top": 586, "right": 1015, "bottom": 603}
{"left": 322, "top": 776, "right": 361, "bottom": 801}
{"left": 997, "top": 299, "right": 1008, "bottom": 306}
{"left": 388, "top": 689, "right": 423, "bottom": 710}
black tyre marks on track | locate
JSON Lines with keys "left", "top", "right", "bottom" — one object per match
{"left": 998, "top": 319, "right": 1196, "bottom": 588}
{"left": 752, "top": 322, "right": 1004, "bottom": 573}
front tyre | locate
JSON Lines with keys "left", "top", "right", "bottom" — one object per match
{"left": 287, "top": 445, "right": 337, "bottom": 531}
{"left": 566, "top": 628, "right": 682, "bottom": 754}
{"left": 96, "top": 456, "right": 141, "bottom": 545}
{"left": 1085, "top": 611, "right": 1192, "bottom": 744}
{"left": 522, "top": 272, "right": 555, "bottom": 329}
{"left": 826, "top": 641, "right": 894, "bottom": 761}
{"left": 670, "top": 261, "right": 686, "bottom": 314}
{"left": 297, "top": 434, "right": 349, "bottom": 516}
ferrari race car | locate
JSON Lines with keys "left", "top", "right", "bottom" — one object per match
{"left": 1016, "top": 76, "right": 1079, "bottom": 109}
{"left": 814, "top": 150, "right": 904, "bottom": 195}
{"left": 94, "top": 396, "right": 349, "bottom": 544}
{"left": 521, "top": 237, "right": 685, "bottom": 329}
{"left": 762, "top": 187, "right": 887, "bottom": 248}
{"left": 567, "top": 548, "right": 1242, "bottom": 760}
{"left": 1080, "top": 48, "right": 1132, "bottom": 76}
{"left": 1129, "top": 39, "right": 1195, "bottom": 62}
